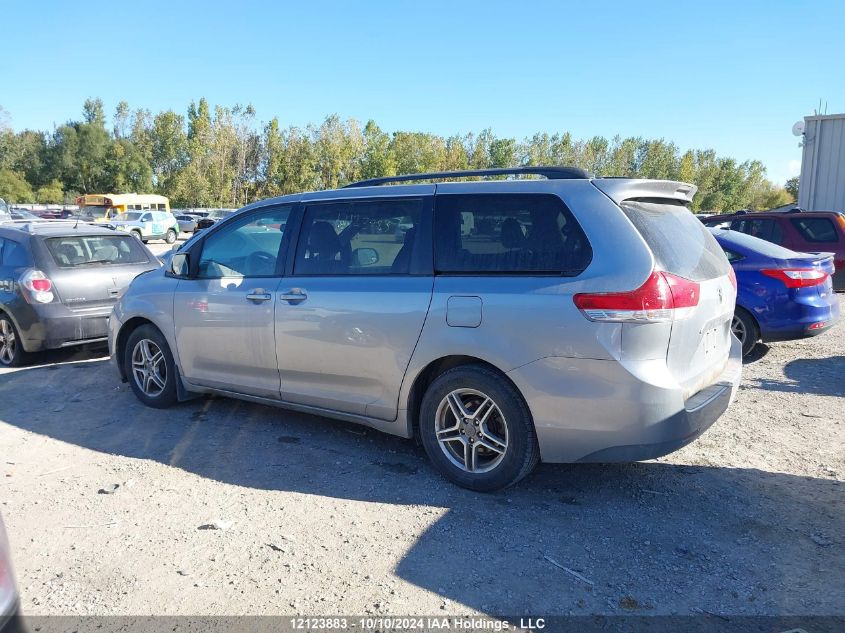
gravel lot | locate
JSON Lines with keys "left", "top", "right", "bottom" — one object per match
{"left": 0, "top": 289, "right": 842, "bottom": 617}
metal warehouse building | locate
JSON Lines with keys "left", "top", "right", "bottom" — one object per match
{"left": 798, "top": 113, "right": 845, "bottom": 212}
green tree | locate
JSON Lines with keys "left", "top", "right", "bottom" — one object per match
{"left": 0, "top": 169, "right": 34, "bottom": 202}
{"left": 360, "top": 120, "right": 395, "bottom": 180}
{"left": 35, "top": 179, "right": 64, "bottom": 203}
{"left": 150, "top": 110, "right": 187, "bottom": 194}
{"left": 785, "top": 176, "right": 799, "bottom": 200}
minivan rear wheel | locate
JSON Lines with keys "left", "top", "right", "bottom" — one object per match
{"left": 124, "top": 324, "right": 178, "bottom": 408}
{"left": 419, "top": 365, "right": 539, "bottom": 491}
{"left": 165, "top": 229, "right": 177, "bottom": 244}
{"left": 0, "top": 315, "right": 27, "bottom": 367}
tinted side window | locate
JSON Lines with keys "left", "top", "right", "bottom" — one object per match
{"left": 730, "top": 218, "right": 784, "bottom": 245}
{"left": 791, "top": 217, "right": 838, "bottom": 243}
{"left": 198, "top": 206, "right": 291, "bottom": 278}
{"left": 2, "top": 238, "right": 29, "bottom": 267}
{"left": 294, "top": 198, "right": 422, "bottom": 275}
{"left": 434, "top": 194, "right": 591, "bottom": 274}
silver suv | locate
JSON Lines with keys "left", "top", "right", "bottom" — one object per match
{"left": 109, "top": 167, "right": 742, "bottom": 491}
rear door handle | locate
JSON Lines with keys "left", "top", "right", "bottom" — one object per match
{"left": 246, "top": 290, "right": 272, "bottom": 303}
{"left": 279, "top": 289, "right": 307, "bottom": 304}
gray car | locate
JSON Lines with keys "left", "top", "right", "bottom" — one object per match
{"left": 174, "top": 214, "right": 199, "bottom": 234}
{"left": 109, "top": 167, "right": 742, "bottom": 491}
{"left": 0, "top": 222, "right": 160, "bottom": 366}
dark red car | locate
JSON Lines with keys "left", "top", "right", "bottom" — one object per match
{"left": 36, "top": 208, "right": 77, "bottom": 220}
{"left": 704, "top": 209, "right": 845, "bottom": 290}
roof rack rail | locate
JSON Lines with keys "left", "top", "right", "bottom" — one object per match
{"left": 343, "top": 166, "right": 592, "bottom": 188}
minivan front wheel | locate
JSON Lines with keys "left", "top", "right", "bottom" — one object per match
{"left": 420, "top": 365, "right": 539, "bottom": 491}
{"left": 124, "top": 325, "right": 178, "bottom": 408}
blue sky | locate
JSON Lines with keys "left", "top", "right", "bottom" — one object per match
{"left": 2, "top": 0, "right": 843, "bottom": 184}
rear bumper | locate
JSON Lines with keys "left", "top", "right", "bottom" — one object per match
{"left": 507, "top": 335, "right": 743, "bottom": 463}
{"left": 758, "top": 294, "right": 840, "bottom": 343}
{"left": 16, "top": 302, "right": 112, "bottom": 352}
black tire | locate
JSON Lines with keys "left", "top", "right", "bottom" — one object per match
{"left": 419, "top": 364, "right": 540, "bottom": 492}
{"left": 0, "top": 314, "right": 28, "bottom": 367}
{"left": 165, "top": 228, "right": 177, "bottom": 244}
{"left": 124, "top": 324, "right": 178, "bottom": 408}
{"left": 732, "top": 307, "right": 760, "bottom": 356}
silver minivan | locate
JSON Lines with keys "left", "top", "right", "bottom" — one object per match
{"left": 109, "top": 167, "right": 742, "bottom": 491}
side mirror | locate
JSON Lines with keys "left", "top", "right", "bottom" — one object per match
{"left": 353, "top": 247, "right": 379, "bottom": 267}
{"left": 169, "top": 252, "right": 190, "bottom": 277}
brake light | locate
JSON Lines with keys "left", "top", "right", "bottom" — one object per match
{"left": 573, "top": 271, "right": 700, "bottom": 322}
{"left": 21, "top": 269, "right": 54, "bottom": 303}
{"left": 727, "top": 267, "right": 737, "bottom": 289}
{"left": 761, "top": 268, "right": 828, "bottom": 288}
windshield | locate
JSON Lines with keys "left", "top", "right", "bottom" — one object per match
{"left": 114, "top": 212, "right": 143, "bottom": 222}
{"left": 45, "top": 235, "right": 151, "bottom": 267}
{"left": 81, "top": 205, "right": 110, "bottom": 217}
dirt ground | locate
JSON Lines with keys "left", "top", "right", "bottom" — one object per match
{"left": 0, "top": 295, "right": 842, "bottom": 618}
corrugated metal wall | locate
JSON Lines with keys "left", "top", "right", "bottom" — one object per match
{"left": 798, "top": 114, "right": 845, "bottom": 211}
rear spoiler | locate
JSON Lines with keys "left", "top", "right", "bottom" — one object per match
{"left": 591, "top": 178, "right": 697, "bottom": 205}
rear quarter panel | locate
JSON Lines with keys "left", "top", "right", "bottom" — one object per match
{"left": 398, "top": 179, "right": 655, "bottom": 415}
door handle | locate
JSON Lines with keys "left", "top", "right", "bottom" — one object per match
{"left": 279, "top": 289, "right": 307, "bottom": 304}
{"left": 246, "top": 290, "right": 272, "bottom": 303}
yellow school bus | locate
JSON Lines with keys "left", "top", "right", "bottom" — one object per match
{"left": 75, "top": 193, "right": 170, "bottom": 221}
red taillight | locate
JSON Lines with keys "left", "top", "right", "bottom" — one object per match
{"left": 761, "top": 268, "right": 828, "bottom": 288}
{"left": 21, "top": 270, "right": 55, "bottom": 303}
{"left": 573, "top": 271, "right": 700, "bottom": 322}
{"left": 30, "top": 278, "right": 52, "bottom": 292}
{"left": 727, "top": 267, "right": 737, "bottom": 290}
{"left": 808, "top": 321, "right": 827, "bottom": 331}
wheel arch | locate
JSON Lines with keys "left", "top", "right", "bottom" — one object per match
{"left": 734, "top": 303, "right": 761, "bottom": 340}
{"left": 405, "top": 354, "right": 531, "bottom": 440}
{"left": 115, "top": 316, "right": 157, "bottom": 381}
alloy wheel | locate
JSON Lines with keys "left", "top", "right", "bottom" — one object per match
{"left": 0, "top": 319, "right": 16, "bottom": 365}
{"left": 131, "top": 338, "right": 167, "bottom": 397}
{"left": 435, "top": 388, "right": 509, "bottom": 473}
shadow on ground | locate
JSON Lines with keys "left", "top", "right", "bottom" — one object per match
{"left": 1, "top": 356, "right": 843, "bottom": 615}
{"left": 748, "top": 354, "right": 845, "bottom": 398}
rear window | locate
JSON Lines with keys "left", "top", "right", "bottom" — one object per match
{"left": 620, "top": 200, "right": 728, "bottom": 281}
{"left": 45, "top": 235, "right": 150, "bottom": 267}
{"left": 791, "top": 217, "right": 839, "bottom": 243}
{"left": 434, "top": 194, "right": 592, "bottom": 274}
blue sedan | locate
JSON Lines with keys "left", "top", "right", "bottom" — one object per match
{"left": 711, "top": 228, "right": 840, "bottom": 355}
